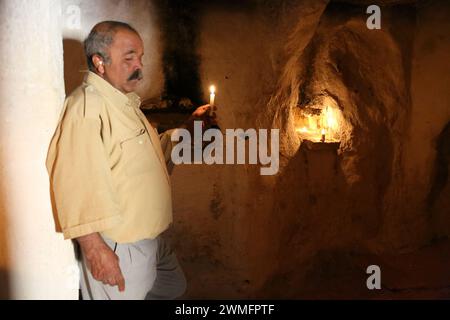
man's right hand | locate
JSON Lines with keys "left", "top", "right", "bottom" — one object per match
{"left": 76, "top": 233, "right": 125, "bottom": 292}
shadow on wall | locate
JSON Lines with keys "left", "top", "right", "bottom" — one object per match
{"left": 260, "top": 142, "right": 349, "bottom": 298}
{"left": 153, "top": 0, "right": 204, "bottom": 106}
{"left": 0, "top": 270, "right": 9, "bottom": 299}
{"left": 0, "top": 135, "right": 10, "bottom": 297}
{"left": 63, "top": 39, "right": 87, "bottom": 96}
{"left": 0, "top": 173, "right": 11, "bottom": 298}
{"left": 0, "top": 224, "right": 10, "bottom": 298}
{"left": 428, "top": 121, "right": 450, "bottom": 238}
{"left": 48, "top": 177, "right": 62, "bottom": 233}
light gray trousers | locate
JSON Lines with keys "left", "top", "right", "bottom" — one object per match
{"left": 79, "top": 235, "right": 186, "bottom": 300}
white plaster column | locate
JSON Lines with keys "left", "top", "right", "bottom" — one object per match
{"left": 0, "top": 0, "right": 78, "bottom": 299}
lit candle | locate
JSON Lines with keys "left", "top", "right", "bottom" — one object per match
{"left": 209, "top": 85, "right": 216, "bottom": 107}
{"left": 320, "top": 129, "right": 326, "bottom": 142}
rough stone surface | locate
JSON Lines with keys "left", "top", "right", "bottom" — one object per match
{"left": 169, "top": 0, "right": 450, "bottom": 298}
{"left": 0, "top": 0, "right": 78, "bottom": 299}
{"left": 2, "top": 0, "right": 447, "bottom": 299}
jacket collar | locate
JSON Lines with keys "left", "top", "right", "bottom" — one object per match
{"left": 84, "top": 71, "right": 141, "bottom": 109}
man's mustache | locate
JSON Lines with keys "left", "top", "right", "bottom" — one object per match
{"left": 128, "top": 69, "right": 143, "bottom": 81}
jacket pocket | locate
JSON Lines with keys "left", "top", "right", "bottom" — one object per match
{"left": 120, "top": 128, "right": 155, "bottom": 176}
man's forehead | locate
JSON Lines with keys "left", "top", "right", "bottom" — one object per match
{"left": 112, "top": 29, "right": 144, "bottom": 52}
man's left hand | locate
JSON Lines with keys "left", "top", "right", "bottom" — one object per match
{"left": 192, "top": 104, "right": 212, "bottom": 118}
{"left": 183, "top": 104, "right": 218, "bottom": 134}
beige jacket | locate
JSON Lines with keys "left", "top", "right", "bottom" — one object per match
{"left": 46, "top": 72, "right": 175, "bottom": 243}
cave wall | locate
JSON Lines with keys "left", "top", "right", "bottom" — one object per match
{"left": 407, "top": 0, "right": 450, "bottom": 240}
{"left": 28, "top": 0, "right": 449, "bottom": 298}
{"left": 170, "top": 1, "right": 294, "bottom": 297}
{"left": 0, "top": 0, "right": 78, "bottom": 299}
{"left": 169, "top": 0, "right": 450, "bottom": 298}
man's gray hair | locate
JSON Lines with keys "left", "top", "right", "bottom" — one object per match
{"left": 84, "top": 21, "right": 139, "bottom": 71}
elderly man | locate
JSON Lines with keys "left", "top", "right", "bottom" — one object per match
{"left": 46, "top": 21, "right": 211, "bottom": 299}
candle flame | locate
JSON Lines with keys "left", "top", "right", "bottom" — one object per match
{"left": 209, "top": 85, "right": 216, "bottom": 94}
{"left": 296, "top": 104, "right": 341, "bottom": 143}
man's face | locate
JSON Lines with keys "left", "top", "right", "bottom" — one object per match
{"left": 102, "top": 29, "right": 144, "bottom": 94}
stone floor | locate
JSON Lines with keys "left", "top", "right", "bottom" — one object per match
{"left": 178, "top": 238, "right": 450, "bottom": 299}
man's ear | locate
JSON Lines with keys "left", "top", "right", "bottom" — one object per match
{"left": 92, "top": 55, "right": 105, "bottom": 75}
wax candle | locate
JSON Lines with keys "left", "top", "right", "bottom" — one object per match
{"left": 209, "top": 85, "right": 216, "bottom": 107}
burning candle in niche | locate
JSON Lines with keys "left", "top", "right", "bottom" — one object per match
{"left": 320, "top": 128, "right": 326, "bottom": 142}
